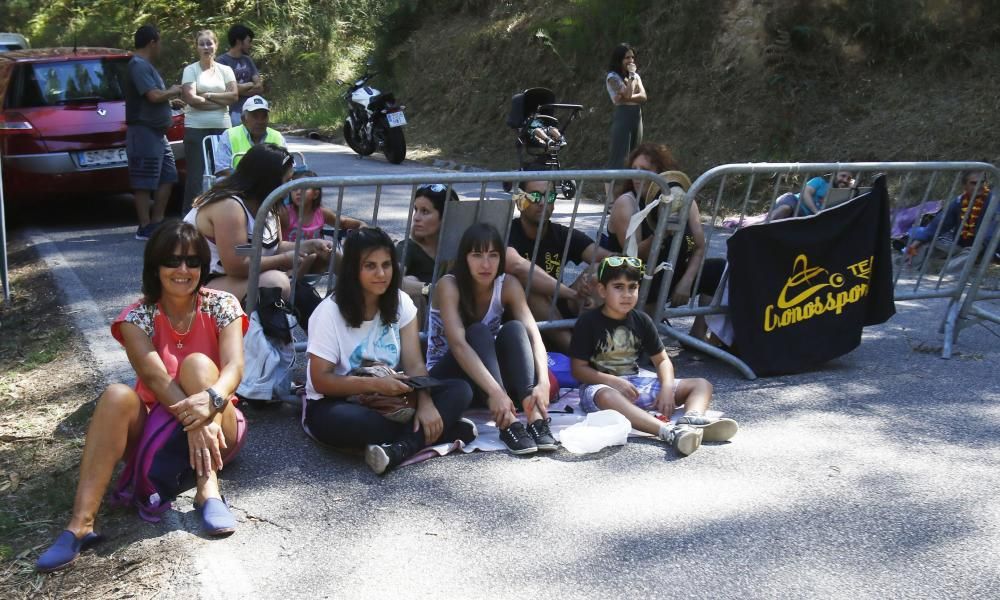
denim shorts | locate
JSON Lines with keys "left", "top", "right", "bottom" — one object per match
{"left": 579, "top": 370, "right": 682, "bottom": 413}
{"left": 126, "top": 125, "right": 177, "bottom": 191}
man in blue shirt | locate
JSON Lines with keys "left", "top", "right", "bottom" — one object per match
{"left": 769, "top": 170, "right": 855, "bottom": 221}
{"left": 125, "top": 25, "right": 183, "bottom": 240}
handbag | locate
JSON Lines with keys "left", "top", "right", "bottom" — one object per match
{"left": 346, "top": 362, "right": 416, "bottom": 423}
{"left": 256, "top": 286, "right": 293, "bottom": 344}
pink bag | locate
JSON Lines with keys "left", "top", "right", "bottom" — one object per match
{"left": 112, "top": 404, "right": 246, "bottom": 522}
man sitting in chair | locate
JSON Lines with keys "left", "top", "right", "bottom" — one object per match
{"left": 213, "top": 94, "right": 286, "bottom": 176}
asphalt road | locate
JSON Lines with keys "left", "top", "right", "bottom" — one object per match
{"left": 15, "top": 138, "right": 1000, "bottom": 599}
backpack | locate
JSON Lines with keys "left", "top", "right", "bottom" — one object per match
{"left": 111, "top": 404, "right": 193, "bottom": 522}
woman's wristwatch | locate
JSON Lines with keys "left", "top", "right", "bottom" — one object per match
{"left": 207, "top": 387, "right": 226, "bottom": 411}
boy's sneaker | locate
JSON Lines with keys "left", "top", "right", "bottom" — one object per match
{"left": 526, "top": 417, "right": 558, "bottom": 451}
{"left": 364, "top": 440, "right": 417, "bottom": 475}
{"left": 135, "top": 221, "right": 162, "bottom": 241}
{"left": 499, "top": 421, "right": 537, "bottom": 455}
{"left": 449, "top": 418, "right": 479, "bottom": 446}
{"left": 661, "top": 423, "right": 703, "bottom": 456}
{"left": 677, "top": 413, "right": 739, "bottom": 442}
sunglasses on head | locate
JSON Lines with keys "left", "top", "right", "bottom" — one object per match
{"left": 516, "top": 189, "right": 557, "bottom": 205}
{"left": 161, "top": 255, "right": 203, "bottom": 269}
{"left": 417, "top": 183, "right": 447, "bottom": 194}
{"left": 599, "top": 256, "right": 645, "bottom": 279}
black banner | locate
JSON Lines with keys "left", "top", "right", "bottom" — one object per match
{"left": 727, "top": 175, "right": 896, "bottom": 375}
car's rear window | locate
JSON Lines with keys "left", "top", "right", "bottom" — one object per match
{"left": 6, "top": 57, "right": 128, "bottom": 108}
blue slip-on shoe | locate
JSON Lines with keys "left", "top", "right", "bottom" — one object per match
{"left": 35, "top": 530, "right": 104, "bottom": 572}
{"left": 198, "top": 497, "right": 236, "bottom": 537}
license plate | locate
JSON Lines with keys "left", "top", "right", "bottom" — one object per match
{"left": 78, "top": 147, "right": 128, "bottom": 167}
{"left": 386, "top": 111, "right": 407, "bottom": 128}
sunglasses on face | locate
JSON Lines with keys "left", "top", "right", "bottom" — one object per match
{"left": 599, "top": 255, "right": 645, "bottom": 279}
{"left": 161, "top": 255, "right": 203, "bottom": 269}
{"left": 516, "top": 189, "right": 558, "bottom": 205}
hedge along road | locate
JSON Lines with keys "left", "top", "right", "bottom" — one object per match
{"left": 22, "top": 136, "right": 1000, "bottom": 599}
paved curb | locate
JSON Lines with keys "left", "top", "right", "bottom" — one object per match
{"left": 25, "top": 228, "right": 132, "bottom": 386}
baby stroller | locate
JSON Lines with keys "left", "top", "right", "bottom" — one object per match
{"left": 504, "top": 87, "right": 583, "bottom": 198}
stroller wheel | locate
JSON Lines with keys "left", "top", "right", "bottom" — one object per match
{"left": 561, "top": 180, "right": 577, "bottom": 199}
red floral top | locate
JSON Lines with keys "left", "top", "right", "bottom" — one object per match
{"left": 111, "top": 288, "right": 248, "bottom": 408}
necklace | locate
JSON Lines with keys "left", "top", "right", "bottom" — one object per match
{"left": 161, "top": 300, "right": 197, "bottom": 349}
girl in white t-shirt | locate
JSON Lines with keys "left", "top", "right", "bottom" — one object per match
{"left": 304, "top": 227, "right": 475, "bottom": 474}
{"left": 181, "top": 29, "right": 238, "bottom": 212}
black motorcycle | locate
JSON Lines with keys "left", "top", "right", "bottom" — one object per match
{"left": 337, "top": 66, "right": 407, "bottom": 164}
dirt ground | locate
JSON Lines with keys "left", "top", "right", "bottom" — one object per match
{"left": 0, "top": 240, "right": 160, "bottom": 599}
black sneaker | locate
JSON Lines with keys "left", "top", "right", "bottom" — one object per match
{"left": 499, "top": 421, "right": 537, "bottom": 455}
{"left": 526, "top": 418, "right": 558, "bottom": 451}
{"left": 448, "top": 417, "right": 478, "bottom": 446}
{"left": 365, "top": 441, "right": 415, "bottom": 475}
{"left": 677, "top": 414, "right": 739, "bottom": 442}
{"left": 661, "top": 423, "right": 703, "bottom": 456}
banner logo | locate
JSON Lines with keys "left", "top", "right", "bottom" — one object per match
{"left": 764, "top": 254, "right": 873, "bottom": 332}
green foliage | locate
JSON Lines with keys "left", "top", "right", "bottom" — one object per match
{"left": 0, "top": 0, "right": 387, "bottom": 126}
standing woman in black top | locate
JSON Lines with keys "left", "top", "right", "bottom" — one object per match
{"left": 606, "top": 43, "right": 648, "bottom": 170}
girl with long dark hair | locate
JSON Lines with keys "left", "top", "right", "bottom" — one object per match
{"left": 304, "top": 227, "right": 475, "bottom": 474}
{"left": 426, "top": 223, "right": 555, "bottom": 455}
{"left": 184, "top": 143, "right": 332, "bottom": 302}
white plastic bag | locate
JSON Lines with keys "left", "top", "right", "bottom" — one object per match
{"left": 559, "top": 410, "right": 632, "bottom": 454}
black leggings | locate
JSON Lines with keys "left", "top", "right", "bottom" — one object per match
{"left": 303, "top": 378, "right": 472, "bottom": 448}
{"left": 428, "top": 321, "right": 536, "bottom": 410}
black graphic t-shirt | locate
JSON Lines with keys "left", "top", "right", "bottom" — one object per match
{"left": 508, "top": 219, "right": 594, "bottom": 279}
{"left": 569, "top": 308, "right": 664, "bottom": 376}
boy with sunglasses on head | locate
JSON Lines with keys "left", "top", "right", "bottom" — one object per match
{"left": 569, "top": 256, "right": 738, "bottom": 456}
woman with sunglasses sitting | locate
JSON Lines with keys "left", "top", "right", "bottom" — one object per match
{"left": 184, "top": 143, "right": 333, "bottom": 303}
{"left": 426, "top": 223, "right": 556, "bottom": 455}
{"left": 304, "top": 227, "right": 475, "bottom": 475}
{"left": 36, "top": 221, "right": 250, "bottom": 572}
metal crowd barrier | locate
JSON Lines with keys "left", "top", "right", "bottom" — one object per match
{"left": 242, "top": 164, "right": 998, "bottom": 379}
{"left": 654, "top": 162, "right": 1000, "bottom": 376}
{"left": 243, "top": 169, "right": 675, "bottom": 325}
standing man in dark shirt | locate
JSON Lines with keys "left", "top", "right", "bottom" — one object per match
{"left": 216, "top": 24, "right": 263, "bottom": 127}
{"left": 125, "top": 25, "right": 183, "bottom": 240}
{"left": 507, "top": 179, "right": 611, "bottom": 351}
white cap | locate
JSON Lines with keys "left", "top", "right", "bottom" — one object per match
{"left": 243, "top": 95, "right": 269, "bottom": 113}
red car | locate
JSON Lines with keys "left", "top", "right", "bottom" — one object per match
{"left": 0, "top": 47, "right": 185, "bottom": 206}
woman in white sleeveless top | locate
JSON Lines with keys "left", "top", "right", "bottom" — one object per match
{"left": 184, "top": 144, "right": 332, "bottom": 302}
{"left": 426, "top": 223, "right": 556, "bottom": 455}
